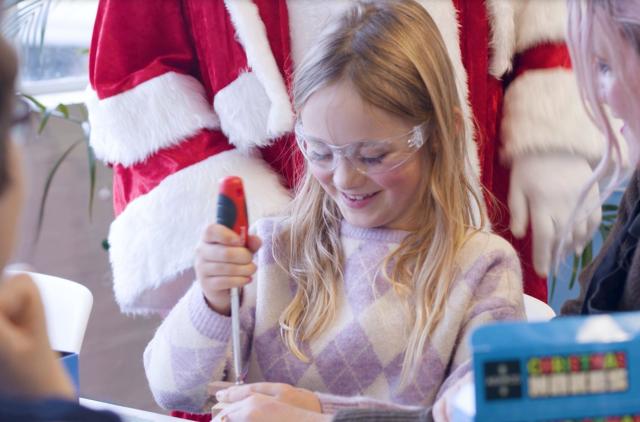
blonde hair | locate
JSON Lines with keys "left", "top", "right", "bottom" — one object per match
{"left": 556, "top": 0, "right": 640, "bottom": 263}
{"left": 275, "top": 0, "right": 485, "bottom": 384}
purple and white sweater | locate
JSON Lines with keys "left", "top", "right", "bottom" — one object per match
{"left": 143, "top": 218, "right": 525, "bottom": 414}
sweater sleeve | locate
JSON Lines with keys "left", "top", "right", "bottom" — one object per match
{"left": 435, "top": 237, "right": 525, "bottom": 403}
{"left": 143, "top": 282, "right": 256, "bottom": 413}
{"left": 318, "top": 236, "right": 525, "bottom": 415}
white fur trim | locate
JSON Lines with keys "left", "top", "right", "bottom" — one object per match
{"left": 108, "top": 150, "right": 291, "bottom": 314}
{"left": 501, "top": 68, "right": 604, "bottom": 165}
{"left": 223, "top": 0, "right": 294, "bottom": 141}
{"left": 86, "top": 72, "right": 220, "bottom": 166}
{"left": 486, "top": 0, "right": 516, "bottom": 77}
{"left": 513, "top": 0, "right": 567, "bottom": 53}
{"left": 213, "top": 71, "right": 272, "bottom": 153}
{"left": 287, "top": 1, "right": 351, "bottom": 69}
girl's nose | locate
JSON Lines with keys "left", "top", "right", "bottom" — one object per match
{"left": 332, "top": 157, "right": 367, "bottom": 190}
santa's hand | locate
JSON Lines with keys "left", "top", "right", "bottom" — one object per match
{"left": 509, "top": 153, "right": 601, "bottom": 276}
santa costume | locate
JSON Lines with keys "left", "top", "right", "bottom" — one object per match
{"left": 87, "top": 0, "right": 602, "bottom": 317}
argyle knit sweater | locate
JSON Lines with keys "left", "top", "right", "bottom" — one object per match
{"left": 143, "top": 218, "right": 525, "bottom": 414}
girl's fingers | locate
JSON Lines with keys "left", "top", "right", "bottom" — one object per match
{"left": 202, "top": 224, "right": 245, "bottom": 246}
{"left": 198, "top": 262, "right": 256, "bottom": 278}
{"left": 201, "top": 276, "right": 253, "bottom": 291}
{"left": 247, "top": 235, "right": 262, "bottom": 253}
{"left": 217, "top": 382, "right": 286, "bottom": 403}
{"left": 197, "top": 243, "right": 255, "bottom": 265}
{"left": 207, "top": 381, "right": 234, "bottom": 397}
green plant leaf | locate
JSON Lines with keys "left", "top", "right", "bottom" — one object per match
{"left": 37, "top": 108, "right": 52, "bottom": 134}
{"left": 34, "top": 138, "right": 83, "bottom": 242}
{"left": 602, "top": 204, "right": 619, "bottom": 213}
{"left": 568, "top": 253, "right": 580, "bottom": 291}
{"left": 21, "top": 93, "right": 46, "bottom": 112}
{"left": 86, "top": 143, "right": 96, "bottom": 219}
{"left": 55, "top": 103, "right": 70, "bottom": 118}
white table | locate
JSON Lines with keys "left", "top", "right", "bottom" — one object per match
{"left": 80, "top": 398, "right": 188, "bottom": 422}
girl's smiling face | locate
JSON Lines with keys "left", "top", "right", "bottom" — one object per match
{"left": 299, "top": 79, "right": 425, "bottom": 231}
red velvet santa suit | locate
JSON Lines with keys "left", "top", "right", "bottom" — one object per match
{"left": 88, "top": 1, "right": 601, "bottom": 313}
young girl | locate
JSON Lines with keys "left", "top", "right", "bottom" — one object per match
{"left": 143, "top": 0, "right": 525, "bottom": 419}
{"left": 561, "top": 0, "right": 640, "bottom": 315}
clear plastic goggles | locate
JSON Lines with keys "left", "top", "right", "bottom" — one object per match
{"left": 295, "top": 121, "right": 427, "bottom": 175}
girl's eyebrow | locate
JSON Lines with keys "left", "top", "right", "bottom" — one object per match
{"left": 304, "top": 133, "right": 331, "bottom": 143}
{"left": 302, "top": 132, "right": 389, "bottom": 145}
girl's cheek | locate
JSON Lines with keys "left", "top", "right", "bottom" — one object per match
{"left": 309, "top": 167, "right": 335, "bottom": 191}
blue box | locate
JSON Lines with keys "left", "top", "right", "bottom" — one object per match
{"left": 58, "top": 351, "right": 79, "bottom": 396}
{"left": 472, "top": 313, "right": 640, "bottom": 421}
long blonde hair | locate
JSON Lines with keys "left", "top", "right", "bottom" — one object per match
{"left": 556, "top": 0, "right": 640, "bottom": 265}
{"left": 275, "top": 0, "right": 485, "bottom": 383}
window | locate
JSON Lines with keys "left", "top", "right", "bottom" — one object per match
{"left": 3, "top": 0, "right": 98, "bottom": 96}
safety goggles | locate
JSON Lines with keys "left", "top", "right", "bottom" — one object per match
{"left": 295, "top": 121, "right": 427, "bottom": 175}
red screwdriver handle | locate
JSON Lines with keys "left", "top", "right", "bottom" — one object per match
{"left": 216, "top": 176, "right": 248, "bottom": 244}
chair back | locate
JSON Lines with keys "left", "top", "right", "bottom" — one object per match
{"left": 11, "top": 271, "right": 93, "bottom": 354}
{"left": 523, "top": 294, "right": 556, "bottom": 322}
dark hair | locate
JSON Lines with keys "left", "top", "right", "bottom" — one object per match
{"left": 0, "top": 34, "right": 17, "bottom": 195}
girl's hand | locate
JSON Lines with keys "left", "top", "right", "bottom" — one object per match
{"left": 216, "top": 382, "right": 322, "bottom": 413}
{"left": 195, "top": 223, "right": 262, "bottom": 315}
{"left": 213, "top": 393, "right": 331, "bottom": 422}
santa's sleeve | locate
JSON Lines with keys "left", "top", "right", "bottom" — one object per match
{"left": 499, "top": 0, "right": 603, "bottom": 166}
{"left": 86, "top": 0, "right": 291, "bottom": 315}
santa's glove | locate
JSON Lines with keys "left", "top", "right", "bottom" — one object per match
{"left": 509, "top": 153, "right": 601, "bottom": 276}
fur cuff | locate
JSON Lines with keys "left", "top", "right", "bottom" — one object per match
{"left": 108, "top": 150, "right": 291, "bottom": 314}
{"left": 501, "top": 68, "right": 604, "bottom": 165}
{"left": 514, "top": 1, "right": 567, "bottom": 53}
{"left": 214, "top": 71, "right": 275, "bottom": 152}
{"left": 222, "top": 0, "right": 295, "bottom": 151}
{"left": 486, "top": 0, "right": 516, "bottom": 77}
{"left": 86, "top": 72, "right": 219, "bottom": 166}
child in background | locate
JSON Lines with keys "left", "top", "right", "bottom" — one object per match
{"left": 561, "top": 0, "right": 640, "bottom": 315}
{"left": 144, "top": 0, "right": 524, "bottom": 419}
